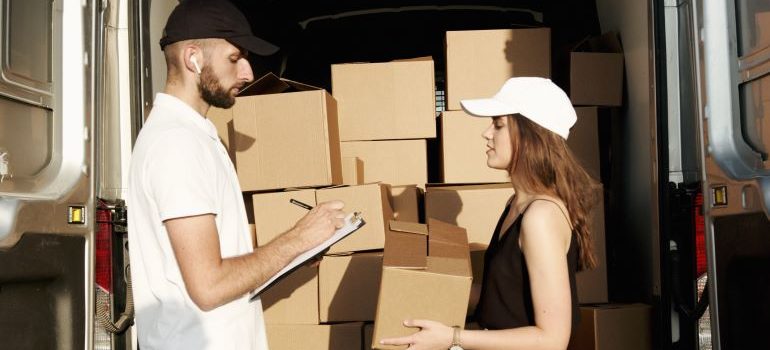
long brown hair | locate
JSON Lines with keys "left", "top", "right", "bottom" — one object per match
{"left": 506, "top": 114, "right": 600, "bottom": 270}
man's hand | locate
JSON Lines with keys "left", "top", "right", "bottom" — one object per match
{"left": 289, "top": 200, "right": 345, "bottom": 252}
{"left": 163, "top": 200, "right": 345, "bottom": 312}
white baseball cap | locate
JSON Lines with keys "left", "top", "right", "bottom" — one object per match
{"left": 460, "top": 77, "right": 577, "bottom": 139}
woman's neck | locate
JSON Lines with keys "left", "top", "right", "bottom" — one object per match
{"left": 512, "top": 188, "right": 560, "bottom": 213}
{"left": 512, "top": 189, "right": 533, "bottom": 213}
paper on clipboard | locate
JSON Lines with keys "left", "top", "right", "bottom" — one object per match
{"left": 249, "top": 212, "right": 366, "bottom": 301}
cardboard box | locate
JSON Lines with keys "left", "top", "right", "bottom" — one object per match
{"left": 576, "top": 194, "right": 608, "bottom": 304}
{"left": 569, "top": 32, "right": 624, "bottom": 106}
{"left": 331, "top": 58, "right": 436, "bottom": 141}
{"left": 390, "top": 185, "right": 423, "bottom": 223}
{"left": 439, "top": 111, "right": 510, "bottom": 183}
{"left": 469, "top": 243, "right": 488, "bottom": 287}
{"left": 445, "top": 28, "right": 551, "bottom": 110}
{"left": 266, "top": 323, "right": 364, "bottom": 350}
{"left": 261, "top": 264, "right": 319, "bottom": 324}
{"left": 425, "top": 183, "right": 514, "bottom": 245}
{"left": 250, "top": 189, "right": 321, "bottom": 324}
{"left": 319, "top": 252, "right": 383, "bottom": 322}
{"left": 249, "top": 224, "right": 257, "bottom": 248}
{"left": 364, "top": 323, "right": 374, "bottom": 350}
{"left": 316, "top": 183, "right": 394, "bottom": 253}
{"left": 340, "top": 140, "right": 427, "bottom": 187}
{"left": 342, "top": 157, "right": 364, "bottom": 185}
{"left": 372, "top": 219, "right": 472, "bottom": 349}
{"left": 568, "top": 304, "right": 652, "bottom": 350}
{"left": 232, "top": 73, "right": 342, "bottom": 191}
{"left": 567, "top": 107, "right": 601, "bottom": 181}
{"left": 251, "top": 189, "right": 317, "bottom": 246}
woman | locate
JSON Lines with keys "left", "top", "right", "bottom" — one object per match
{"left": 380, "top": 77, "right": 600, "bottom": 350}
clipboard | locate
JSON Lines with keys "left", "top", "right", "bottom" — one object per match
{"left": 249, "top": 212, "right": 366, "bottom": 301}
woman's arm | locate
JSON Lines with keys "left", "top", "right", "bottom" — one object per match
{"left": 468, "top": 283, "right": 482, "bottom": 315}
{"left": 379, "top": 200, "right": 574, "bottom": 350}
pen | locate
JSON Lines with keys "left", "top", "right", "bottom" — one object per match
{"left": 291, "top": 198, "right": 363, "bottom": 224}
{"left": 290, "top": 198, "right": 314, "bottom": 210}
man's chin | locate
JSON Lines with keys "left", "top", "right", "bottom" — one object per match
{"left": 220, "top": 99, "right": 236, "bottom": 109}
{"left": 207, "top": 97, "right": 236, "bottom": 109}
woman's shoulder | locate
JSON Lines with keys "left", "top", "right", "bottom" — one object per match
{"left": 520, "top": 196, "right": 573, "bottom": 241}
{"left": 525, "top": 195, "right": 568, "bottom": 218}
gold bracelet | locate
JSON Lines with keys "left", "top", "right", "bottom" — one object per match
{"left": 449, "top": 326, "right": 463, "bottom": 350}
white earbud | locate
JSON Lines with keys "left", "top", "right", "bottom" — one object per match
{"left": 191, "top": 56, "right": 202, "bottom": 74}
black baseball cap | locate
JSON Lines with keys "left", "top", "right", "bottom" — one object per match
{"left": 159, "top": 0, "right": 279, "bottom": 56}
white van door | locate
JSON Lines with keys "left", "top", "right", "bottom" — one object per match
{"left": 695, "top": 0, "right": 770, "bottom": 348}
{"left": 0, "top": 0, "right": 96, "bottom": 349}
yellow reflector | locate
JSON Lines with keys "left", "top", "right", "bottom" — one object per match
{"left": 68, "top": 206, "right": 86, "bottom": 224}
{"left": 711, "top": 186, "right": 728, "bottom": 207}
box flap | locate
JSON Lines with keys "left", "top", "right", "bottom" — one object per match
{"left": 240, "top": 72, "right": 321, "bottom": 96}
{"left": 389, "top": 220, "right": 428, "bottom": 235}
{"left": 384, "top": 224, "right": 427, "bottom": 269}
{"left": 427, "top": 218, "right": 469, "bottom": 257}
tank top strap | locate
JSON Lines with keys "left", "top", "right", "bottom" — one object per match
{"left": 522, "top": 198, "right": 574, "bottom": 231}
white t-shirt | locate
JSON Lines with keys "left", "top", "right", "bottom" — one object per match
{"left": 127, "top": 93, "right": 268, "bottom": 350}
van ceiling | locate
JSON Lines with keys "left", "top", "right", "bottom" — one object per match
{"left": 231, "top": 1, "right": 600, "bottom": 90}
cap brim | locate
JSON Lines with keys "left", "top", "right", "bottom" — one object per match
{"left": 229, "top": 35, "right": 280, "bottom": 56}
{"left": 460, "top": 98, "right": 517, "bottom": 117}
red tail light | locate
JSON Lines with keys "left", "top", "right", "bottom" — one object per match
{"left": 694, "top": 192, "right": 707, "bottom": 277}
{"left": 96, "top": 205, "right": 112, "bottom": 292}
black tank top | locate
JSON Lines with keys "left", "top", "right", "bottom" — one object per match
{"left": 475, "top": 199, "right": 580, "bottom": 330}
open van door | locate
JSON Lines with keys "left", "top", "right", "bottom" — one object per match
{"left": 694, "top": 0, "right": 770, "bottom": 348}
{"left": 0, "top": 0, "right": 96, "bottom": 348}
{"left": 0, "top": 0, "right": 139, "bottom": 348}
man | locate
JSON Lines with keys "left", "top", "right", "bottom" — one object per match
{"left": 127, "top": 1, "right": 346, "bottom": 349}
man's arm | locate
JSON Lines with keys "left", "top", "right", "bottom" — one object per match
{"left": 165, "top": 201, "right": 345, "bottom": 311}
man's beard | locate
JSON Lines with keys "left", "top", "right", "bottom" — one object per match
{"left": 199, "top": 65, "right": 239, "bottom": 109}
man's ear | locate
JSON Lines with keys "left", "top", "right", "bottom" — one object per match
{"left": 183, "top": 46, "right": 202, "bottom": 75}
{"left": 191, "top": 56, "right": 201, "bottom": 74}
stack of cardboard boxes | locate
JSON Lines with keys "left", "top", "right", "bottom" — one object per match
{"left": 208, "top": 72, "right": 389, "bottom": 349}
{"left": 430, "top": 28, "right": 550, "bottom": 249}
{"left": 332, "top": 58, "right": 432, "bottom": 185}
{"left": 565, "top": 31, "right": 652, "bottom": 350}
{"left": 207, "top": 25, "right": 649, "bottom": 350}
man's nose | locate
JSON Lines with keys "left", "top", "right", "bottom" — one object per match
{"left": 238, "top": 58, "right": 254, "bottom": 82}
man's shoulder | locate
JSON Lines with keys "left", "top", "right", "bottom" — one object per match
{"left": 137, "top": 115, "right": 204, "bottom": 148}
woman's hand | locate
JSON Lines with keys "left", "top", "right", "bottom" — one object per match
{"left": 379, "top": 319, "right": 454, "bottom": 350}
